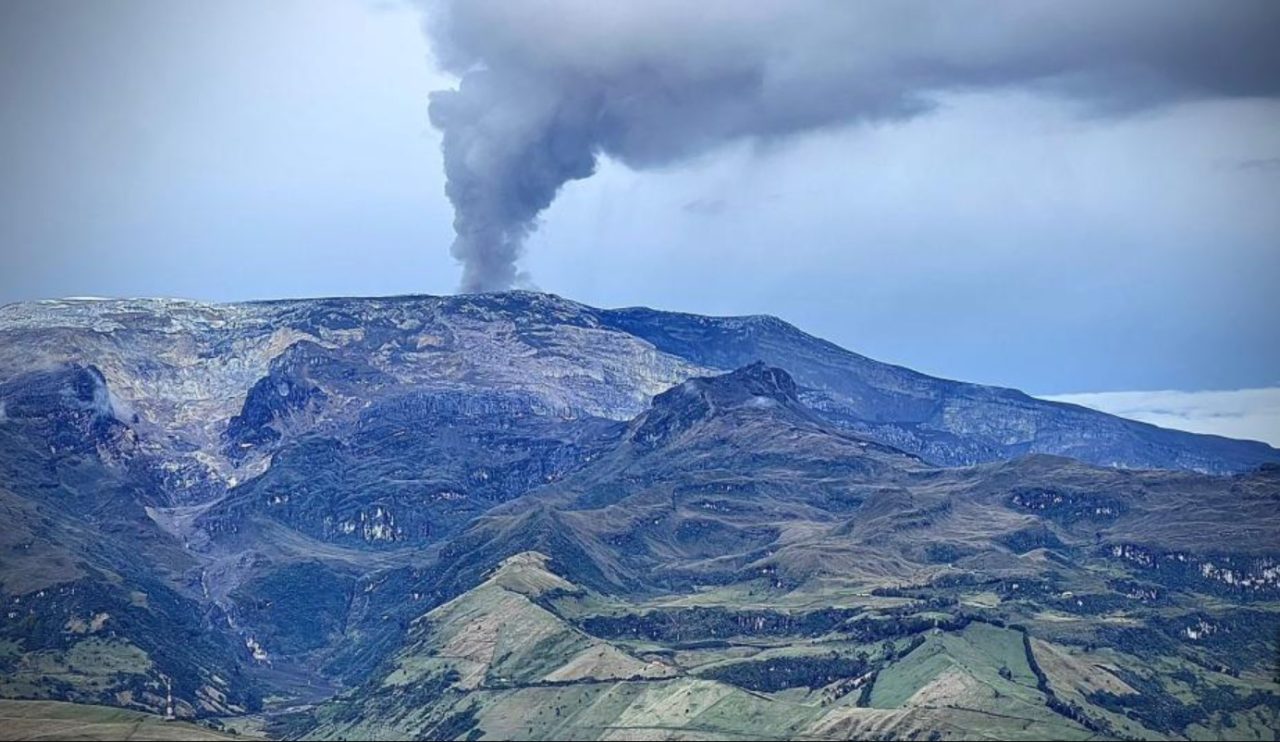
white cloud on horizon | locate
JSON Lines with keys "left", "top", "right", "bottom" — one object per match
{"left": 1041, "top": 387, "right": 1280, "bottom": 447}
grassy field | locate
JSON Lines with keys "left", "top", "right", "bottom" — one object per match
{"left": 0, "top": 700, "right": 241, "bottom": 741}
{"left": 0, "top": 638, "right": 154, "bottom": 702}
{"left": 858, "top": 624, "right": 1093, "bottom": 741}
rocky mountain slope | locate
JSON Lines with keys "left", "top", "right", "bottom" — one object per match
{"left": 2, "top": 293, "right": 1274, "bottom": 484}
{"left": 0, "top": 291, "right": 1277, "bottom": 740}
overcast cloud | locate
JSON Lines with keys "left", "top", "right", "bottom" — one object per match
{"left": 422, "top": 0, "right": 1280, "bottom": 291}
{"left": 0, "top": 0, "right": 1277, "bottom": 397}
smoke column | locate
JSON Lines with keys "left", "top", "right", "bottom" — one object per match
{"left": 421, "top": 0, "right": 1280, "bottom": 292}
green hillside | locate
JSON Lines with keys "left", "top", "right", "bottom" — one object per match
{"left": 0, "top": 699, "right": 244, "bottom": 741}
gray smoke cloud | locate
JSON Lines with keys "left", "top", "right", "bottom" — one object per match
{"left": 421, "top": 0, "right": 1280, "bottom": 292}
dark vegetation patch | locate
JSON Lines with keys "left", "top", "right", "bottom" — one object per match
{"left": 998, "top": 525, "right": 1066, "bottom": 554}
{"left": 671, "top": 520, "right": 780, "bottom": 559}
{"left": 320, "top": 566, "right": 426, "bottom": 684}
{"left": 1149, "top": 609, "right": 1280, "bottom": 673}
{"left": 580, "top": 604, "right": 970, "bottom": 646}
{"left": 1085, "top": 664, "right": 1280, "bottom": 736}
{"left": 921, "top": 542, "right": 978, "bottom": 564}
{"left": 675, "top": 480, "right": 762, "bottom": 500}
{"left": 1091, "top": 624, "right": 1181, "bottom": 659}
{"left": 872, "top": 576, "right": 1059, "bottom": 602}
{"left": 292, "top": 669, "right": 463, "bottom": 737}
{"left": 1044, "top": 593, "right": 1134, "bottom": 615}
{"left": 230, "top": 561, "right": 355, "bottom": 655}
{"left": 1009, "top": 487, "right": 1127, "bottom": 525}
{"left": 700, "top": 635, "right": 930, "bottom": 693}
{"left": 579, "top": 606, "right": 862, "bottom": 643}
{"left": 994, "top": 576, "right": 1062, "bottom": 599}
{"left": 1105, "top": 578, "right": 1166, "bottom": 604}
{"left": 0, "top": 572, "right": 260, "bottom": 714}
{"left": 1108, "top": 545, "right": 1280, "bottom": 599}
{"left": 700, "top": 652, "right": 873, "bottom": 692}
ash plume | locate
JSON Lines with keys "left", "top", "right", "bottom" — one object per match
{"left": 421, "top": 0, "right": 1280, "bottom": 292}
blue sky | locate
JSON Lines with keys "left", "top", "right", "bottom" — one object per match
{"left": 1, "top": 0, "right": 1278, "bottom": 438}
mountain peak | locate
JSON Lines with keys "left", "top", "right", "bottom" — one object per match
{"left": 630, "top": 363, "right": 807, "bottom": 448}
{"left": 715, "top": 361, "right": 798, "bottom": 400}
{"left": 667, "top": 361, "right": 801, "bottom": 412}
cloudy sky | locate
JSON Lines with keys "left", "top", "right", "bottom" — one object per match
{"left": 1, "top": 0, "right": 1277, "bottom": 443}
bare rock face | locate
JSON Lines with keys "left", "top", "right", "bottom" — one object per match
{"left": 0, "top": 364, "right": 127, "bottom": 453}
{"left": 1, "top": 292, "right": 1273, "bottom": 497}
